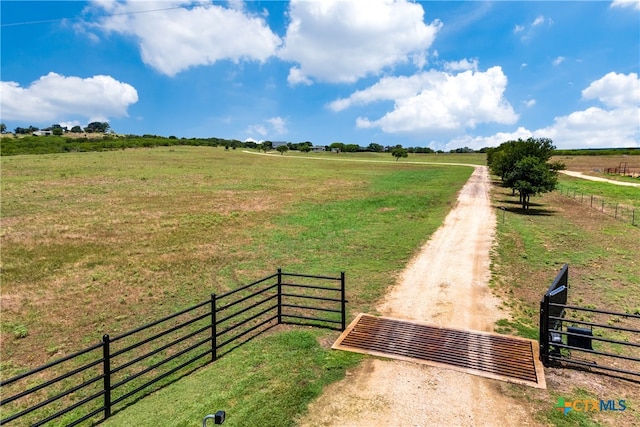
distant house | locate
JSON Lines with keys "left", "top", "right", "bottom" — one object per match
{"left": 312, "top": 146, "right": 325, "bottom": 152}
{"left": 32, "top": 130, "right": 52, "bottom": 136}
{"left": 271, "top": 141, "right": 289, "bottom": 149}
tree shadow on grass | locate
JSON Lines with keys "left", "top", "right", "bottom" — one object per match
{"left": 497, "top": 200, "right": 556, "bottom": 216}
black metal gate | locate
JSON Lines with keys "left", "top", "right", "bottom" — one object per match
{"left": 539, "top": 264, "right": 640, "bottom": 380}
{"left": 0, "top": 270, "right": 346, "bottom": 426}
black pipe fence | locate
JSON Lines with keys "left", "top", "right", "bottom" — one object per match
{"left": 539, "top": 264, "right": 640, "bottom": 380}
{"left": 0, "top": 270, "right": 346, "bottom": 426}
{"left": 557, "top": 185, "right": 638, "bottom": 226}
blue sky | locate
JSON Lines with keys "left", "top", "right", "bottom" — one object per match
{"left": 1, "top": 0, "right": 639, "bottom": 150}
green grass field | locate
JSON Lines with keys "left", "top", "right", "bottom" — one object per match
{"left": 1, "top": 147, "right": 477, "bottom": 425}
{"left": 558, "top": 175, "right": 640, "bottom": 208}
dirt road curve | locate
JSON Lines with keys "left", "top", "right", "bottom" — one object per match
{"left": 298, "top": 166, "right": 541, "bottom": 427}
{"left": 560, "top": 170, "right": 640, "bottom": 187}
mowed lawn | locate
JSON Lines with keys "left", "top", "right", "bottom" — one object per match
{"left": 1, "top": 147, "right": 477, "bottom": 425}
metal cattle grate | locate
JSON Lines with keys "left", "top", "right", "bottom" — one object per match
{"left": 333, "top": 314, "right": 546, "bottom": 389}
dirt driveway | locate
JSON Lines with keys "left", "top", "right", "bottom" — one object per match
{"left": 298, "top": 166, "right": 542, "bottom": 427}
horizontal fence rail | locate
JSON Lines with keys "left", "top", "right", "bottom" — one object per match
{"left": 604, "top": 165, "right": 640, "bottom": 178}
{"left": 557, "top": 185, "right": 638, "bottom": 226}
{"left": 0, "top": 270, "right": 346, "bottom": 426}
{"left": 540, "top": 265, "right": 640, "bottom": 380}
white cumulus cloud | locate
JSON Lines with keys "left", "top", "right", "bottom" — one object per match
{"left": 581, "top": 71, "right": 640, "bottom": 109}
{"left": 328, "top": 71, "right": 443, "bottom": 112}
{"left": 535, "top": 106, "right": 639, "bottom": 148}
{"left": 611, "top": 0, "right": 640, "bottom": 11}
{"left": 0, "top": 72, "right": 138, "bottom": 122}
{"left": 337, "top": 66, "right": 518, "bottom": 134}
{"left": 457, "top": 72, "right": 640, "bottom": 150}
{"left": 445, "top": 127, "right": 534, "bottom": 151}
{"left": 246, "top": 116, "right": 288, "bottom": 138}
{"left": 266, "top": 116, "right": 287, "bottom": 134}
{"left": 89, "top": 1, "right": 281, "bottom": 76}
{"left": 444, "top": 58, "right": 479, "bottom": 72}
{"left": 278, "top": 0, "right": 442, "bottom": 84}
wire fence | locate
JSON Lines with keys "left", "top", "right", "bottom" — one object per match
{"left": 557, "top": 185, "right": 637, "bottom": 226}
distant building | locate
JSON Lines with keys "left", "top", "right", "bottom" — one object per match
{"left": 271, "top": 141, "right": 289, "bottom": 149}
{"left": 32, "top": 130, "right": 52, "bottom": 136}
{"left": 312, "top": 146, "right": 325, "bottom": 152}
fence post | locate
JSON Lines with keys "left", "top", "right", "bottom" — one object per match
{"left": 590, "top": 195, "right": 593, "bottom": 207}
{"left": 277, "top": 268, "right": 282, "bottom": 325}
{"left": 102, "top": 334, "right": 111, "bottom": 420}
{"left": 539, "top": 297, "right": 549, "bottom": 367}
{"left": 633, "top": 209, "right": 636, "bottom": 226}
{"left": 602, "top": 199, "right": 605, "bottom": 212}
{"left": 211, "top": 293, "right": 217, "bottom": 362}
{"left": 340, "top": 272, "right": 346, "bottom": 331}
{"left": 615, "top": 204, "right": 618, "bottom": 219}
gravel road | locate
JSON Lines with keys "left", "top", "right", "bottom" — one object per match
{"left": 298, "top": 166, "right": 542, "bottom": 427}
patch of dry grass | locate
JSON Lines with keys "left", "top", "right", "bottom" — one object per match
{"left": 555, "top": 154, "right": 640, "bottom": 180}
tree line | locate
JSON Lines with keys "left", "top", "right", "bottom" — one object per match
{"left": 1, "top": 125, "right": 491, "bottom": 157}
{"left": 4, "top": 121, "right": 111, "bottom": 135}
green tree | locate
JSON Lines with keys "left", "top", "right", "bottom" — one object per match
{"left": 0, "top": 123, "right": 6, "bottom": 133}
{"left": 413, "top": 146, "right": 435, "bottom": 154}
{"left": 329, "top": 142, "right": 345, "bottom": 152}
{"left": 450, "top": 146, "right": 475, "bottom": 153}
{"left": 391, "top": 147, "right": 408, "bottom": 161}
{"left": 276, "top": 145, "right": 289, "bottom": 155}
{"left": 84, "top": 122, "right": 110, "bottom": 133}
{"left": 15, "top": 126, "right": 39, "bottom": 134}
{"left": 367, "top": 143, "right": 384, "bottom": 152}
{"left": 51, "top": 124, "right": 64, "bottom": 136}
{"left": 487, "top": 137, "right": 563, "bottom": 209}
{"left": 506, "top": 156, "right": 558, "bottom": 210}
{"left": 70, "top": 125, "right": 83, "bottom": 133}
{"left": 487, "top": 137, "right": 556, "bottom": 180}
{"left": 299, "top": 142, "right": 312, "bottom": 152}
{"left": 261, "top": 141, "right": 273, "bottom": 153}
